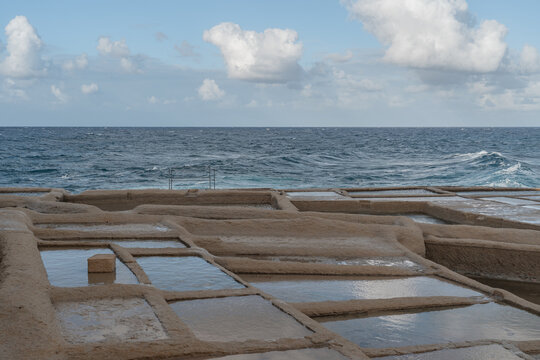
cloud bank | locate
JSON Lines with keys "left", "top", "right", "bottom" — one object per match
{"left": 203, "top": 22, "right": 303, "bottom": 83}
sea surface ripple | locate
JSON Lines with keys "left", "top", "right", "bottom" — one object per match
{"left": 0, "top": 127, "right": 538, "bottom": 192}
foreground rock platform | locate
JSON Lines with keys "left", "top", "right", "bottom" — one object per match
{"left": 0, "top": 186, "right": 539, "bottom": 359}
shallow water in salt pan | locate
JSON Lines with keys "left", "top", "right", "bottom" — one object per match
{"left": 40, "top": 248, "right": 138, "bottom": 287}
{"left": 36, "top": 223, "right": 170, "bottom": 232}
{"left": 399, "top": 214, "right": 449, "bottom": 224}
{"left": 286, "top": 191, "right": 349, "bottom": 200}
{"left": 319, "top": 302, "right": 540, "bottom": 348}
{"left": 242, "top": 275, "right": 482, "bottom": 303}
{"left": 481, "top": 197, "right": 539, "bottom": 206}
{"left": 137, "top": 256, "right": 244, "bottom": 291}
{"left": 210, "top": 348, "right": 349, "bottom": 359}
{"left": 83, "top": 238, "right": 186, "bottom": 248}
{"left": 377, "top": 344, "right": 524, "bottom": 360}
{"left": 457, "top": 190, "right": 540, "bottom": 196}
{"left": 349, "top": 189, "right": 435, "bottom": 196}
{"left": 0, "top": 191, "right": 46, "bottom": 196}
{"left": 170, "top": 295, "right": 312, "bottom": 342}
{"left": 55, "top": 298, "right": 167, "bottom": 343}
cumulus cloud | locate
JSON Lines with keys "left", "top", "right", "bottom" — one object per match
{"left": 198, "top": 78, "right": 225, "bottom": 101}
{"left": 203, "top": 22, "right": 303, "bottom": 83}
{"left": 97, "top": 36, "right": 130, "bottom": 57}
{"left": 0, "top": 78, "right": 29, "bottom": 102}
{"left": 96, "top": 36, "right": 140, "bottom": 73}
{"left": 81, "top": 83, "right": 98, "bottom": 94}
{"left": 63, "top": 53, "right": 88, "bottom": 71}
{"left": 51, "top": 85, "right": 68, "bottom": 103}
{"left": 343, "top": 0, "right": 508, "bottom": 73}
{"left": 0, "top": 16, "right": 45, "bottom": 77}
{"left": 147, "top": 95, "right": 176, "bottom": 105}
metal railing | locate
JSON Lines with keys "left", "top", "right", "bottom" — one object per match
{"left": 166, "top": 166, "right": 216, "bottom": 190}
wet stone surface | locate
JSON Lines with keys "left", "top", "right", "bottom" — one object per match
{"left": 170, "top": 295, "right": 312, "bottom": 342}
{"left": 208, "top": 348, "right": 350, "bottom": 360}
{"left": 377, "top": 344, "right": 525, "bottom": 360}
{"left": 242, "top": 275, "right": 483, "bottom": 303}
{"left": 318, "top": 302, "right": 540, "bottom": 348}
{"left": 40, "top": 248, "right": 138, "bottom": 287}
{"left": 55, "top": 298, "right": 168, "bottom": 343}
{"left": 137, "top": 256, "right": 244, "bottom": 292}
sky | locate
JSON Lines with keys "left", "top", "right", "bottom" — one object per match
{"left": 1, "top": 0, "right": 540, "bottom": 126}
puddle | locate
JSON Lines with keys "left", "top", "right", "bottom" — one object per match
{"left": 398, "top": 214, "right": 449, "bottom": 224}
{"left": 0, "top": 192, "right": 46, "bottom": 196}
{"left": 524, "top": 205, "right": 540, "bottom": 211}
{"left": 522, "top": 195, "right": 540, "bottom": 201}
{"left": 286, "top": 191, "right": 349, "bottom": 200}
{"left": 35, "top": 223, "right": 170, "bottom": 233}
{"left": 457, "top": 190, "right": 540, "bottom": 197}
{"left": 209, "top": 204, "right": 275, "bottom": 210}
{"left": 481, "top": 197, "right": 540, "bottom": 206}
{"left": 471, "top": 277, "right": 540, "bottom": 305}
{"left": 55, "top": 298, "right": 167, "bottom": 343}
{"left": 242, "top": 275, "right": 482, "bottom": 303}
{"left": 40, "top": 248, "right": 138, "bottom": 287}
{"left": 349, "top": 189, "right": 435, "bottom": 196}
{"left": 441, "top": 199, "right": 540, "bottom": 225}
{"left": 318, "top": 302, "right": 540, "bottom": 348}
{"left": 75, "top": 238, "right": 186, "bottom": 248}
{"left": 243, "top": 255, "right": 424, "bottom": 271}
{"left": 169, "top": 295, "right": 312, "bottom": 342}
{"left": 351, "top": 196, "right": 465, "bottom": 202}
{"left": 209, "top": 348, "right": 349, "bottom": 359}
{"left": 136, "top": 256, "right": 244, "bottom": 292}
{"left": 377, "top": 344, "right": 524, "bottom": 360}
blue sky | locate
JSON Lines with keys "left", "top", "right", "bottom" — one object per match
{"left": 1, "top": 0, "right": 540, "bottom": 126}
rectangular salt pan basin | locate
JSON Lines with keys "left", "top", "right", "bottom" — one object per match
{"left": 210, "top": 348, "right": 349, "bottom": 360}
{"left": 481, "top": 197, "right": 540, "bottom": 206}
{"left": 170, "top": 295, "right": 312, "bottom": 342}
{"left": 349, "top": 189, "right": 435, "bottom": 196}
{"left": 36, "top": 223, "right": 170, "bottom": 232}
{"left": 286, "top": 191, "right": 349, "bottom": 200}
{"left": 137, "top": 256, "right": 244, "bottom": 291}
{"left": 399, "top": 214, "right": 448, "bottom": 224}
{"left": 79, "top": 238, "right": 186, "bottom": 248}
{"left": 319, "top": 302, "right": 540, "bottom": 348}
{"left": 0, "top": 192, "right": 46, "bottom": 196}
{"left": 40, "top": 248, "right": 138, "bottom": 287}
{"left": 55, "top": 298, "right": 167, "bottom": 343}
{"left": 243, "top": 275, "right": 482, "bottom": 303}
{"left": 377, "top": 344, "right": 524, "bottom": 360}
{"left": 457, "top": 190, "right": 540, "bottom": 196}
{"left": 244, "top": 255, "right": 424, "bottom": 271}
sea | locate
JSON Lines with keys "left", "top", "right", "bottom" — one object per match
{"left": 0, "top": 127, "right": 538, "bottom": 193}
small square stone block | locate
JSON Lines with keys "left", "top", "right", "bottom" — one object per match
{"left": 88, "top": 254, "right": 116, "bottom": 273}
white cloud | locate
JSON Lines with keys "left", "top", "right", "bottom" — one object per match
{"left": 63, "top": 53, "right": 88, "bottom": 71}
{"left": 0, "top": 16, "right": 45, "bottom": 77}
{"left": 97, "top": 36, "right": 130, "bottom": 57}
{"left": 198, "top": 78, "right": 225, "bottom": 101}
{"left": 519, "top": 45, "right": 540, "bottom": 73}
{"left": 120, "top": 57, "right": 137, "bottom": 72}
{"left": 203, "top": 22, "right": 303, "bottom": 83}
{"left": 0, "top": 78, "right": 29, "bottom": 102}
{"left": 476, "top": 81, "right": 540, "bottom": 111}
{"left": 81, "top": 83, "right": 98, "bottom": 94}
{"left": 51, "top": 85, "right": 68, "bottom": 103}
{"left": 343, "top": 0, "right": 507, "bottom": 73}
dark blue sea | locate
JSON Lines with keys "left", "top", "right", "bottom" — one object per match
{"left": 0, "top": 127, "right": 538, "bottom": 193}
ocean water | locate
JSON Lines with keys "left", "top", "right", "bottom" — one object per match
{"left": 0, "top": 127, "right": 538, "bottom": 192}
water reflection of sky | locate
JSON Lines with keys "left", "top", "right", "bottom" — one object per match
{"left": 249, "top": 276, "right": 482, "bottom": 303}
{"left": 320, "top": 303, "right": 540, "bottom": 348}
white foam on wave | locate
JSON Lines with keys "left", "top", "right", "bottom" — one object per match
{"left": 454, "top": 150, "right": 503, "bottom": 161}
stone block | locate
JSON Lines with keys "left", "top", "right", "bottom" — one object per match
{"left": 88, "top": 254, "right": 116, "bottom": 273}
